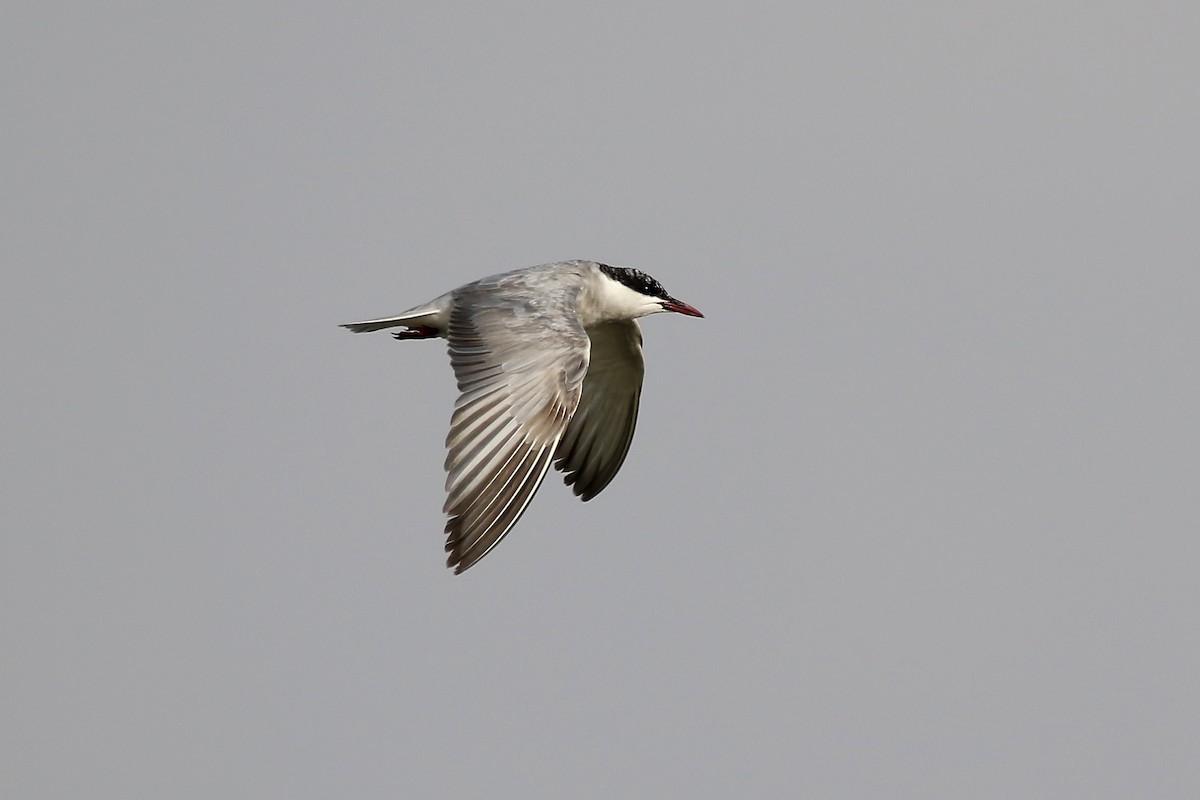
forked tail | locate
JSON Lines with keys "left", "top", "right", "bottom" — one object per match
{"left": 340, "top": 302, "right": 446, "bottom": 336}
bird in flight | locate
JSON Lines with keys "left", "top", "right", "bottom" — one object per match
{"left": 341, "top": 259, "right": 704, "bottom": 573}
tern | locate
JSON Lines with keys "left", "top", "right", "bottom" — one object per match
{"left": 342, "top": 259, "right": 703, "bottom": 573}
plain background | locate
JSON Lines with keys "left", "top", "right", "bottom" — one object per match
{"left": 4, "top": 2, "right": 1198, "bottom": 797}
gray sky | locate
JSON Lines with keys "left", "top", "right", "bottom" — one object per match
{"left": 4, "top": 2, "right": 1198, "bottom": 797}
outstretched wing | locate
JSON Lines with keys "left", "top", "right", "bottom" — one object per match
{"left": 442, "top": 286, "right": 590, "bottom": 573}
{"left": 554, "top": 320, "right": 645, "bottom": 501}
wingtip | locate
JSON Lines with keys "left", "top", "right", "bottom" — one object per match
{"left": 444, "top": 530, "right": 477, "bottom": 574}
{"left": 447, "top": 551, "right": 476, "bottom": 574}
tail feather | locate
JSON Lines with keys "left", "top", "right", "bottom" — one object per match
{"left": 343, "top": 289, "right": 452, "bottom": 335}
{"left": 340, "top": 299, "right": 448, "bottom": 334}
{"left": 340, "top": 314, "right": 425, "bottom": 333}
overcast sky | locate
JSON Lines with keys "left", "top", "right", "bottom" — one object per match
{"left": 4, "top": 2, "right": 1198, "bottom": 798}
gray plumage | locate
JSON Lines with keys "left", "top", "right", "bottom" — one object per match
{"left": 342, "top": 260, "right": 703, "bottom": 573}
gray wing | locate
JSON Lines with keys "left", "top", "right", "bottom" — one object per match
{"left": 554, "top": 320, "right": 645, "bottom": 501}
{"left": 442, "top": 289, "right": 590, "bottom": 573}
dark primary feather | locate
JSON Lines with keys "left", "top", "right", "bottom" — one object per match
{"left": 554, "top": 320, "right": 645, "bottom": 501}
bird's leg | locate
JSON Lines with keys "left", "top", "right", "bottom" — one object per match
{"left": 392, "top": 325, "right": 440, "bottom": 340}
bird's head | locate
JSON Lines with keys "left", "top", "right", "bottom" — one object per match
{"left": 595, "top": 263, "right": 704, "bottom": 321}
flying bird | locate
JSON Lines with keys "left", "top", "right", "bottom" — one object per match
{"left": 341, "top": 259, "right": 703, "bottom": 573}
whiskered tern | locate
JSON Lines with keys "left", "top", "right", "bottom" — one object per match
{"left": 342, "top": 259, "right": 703, "bottom": 573}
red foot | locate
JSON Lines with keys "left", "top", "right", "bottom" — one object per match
{"left": 392, "top": 325, "right": 439, "bottom": 340}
